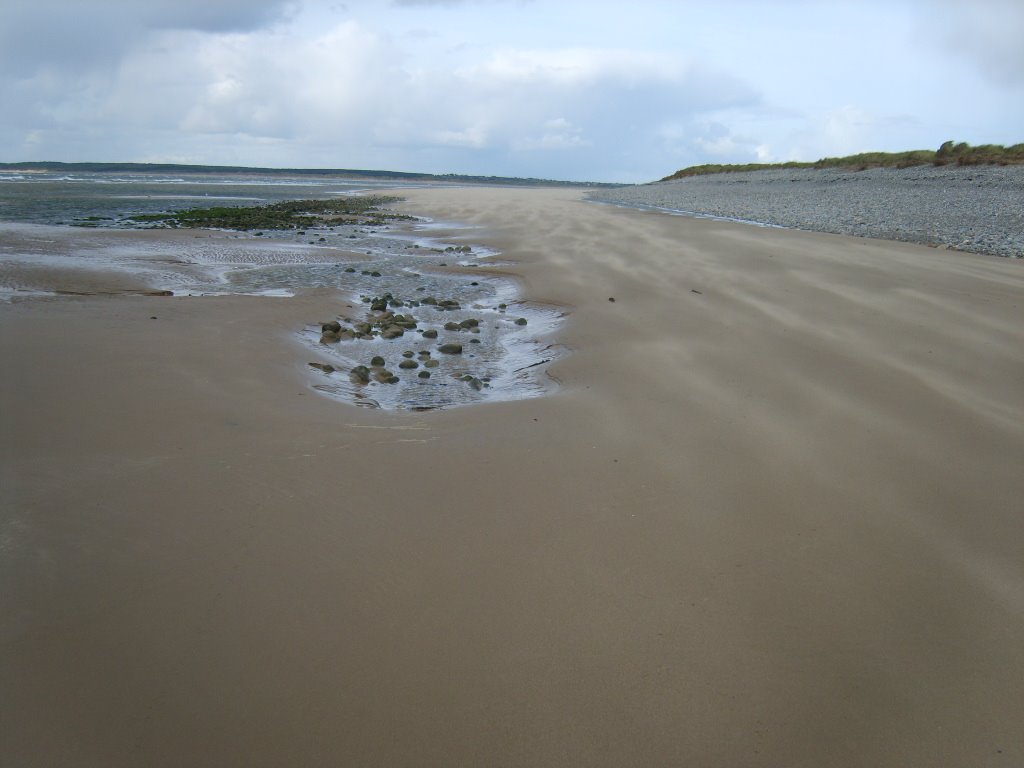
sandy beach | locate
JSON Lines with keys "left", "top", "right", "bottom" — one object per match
{"left": 3, "top": 186, "right": 1023, "bottom": 766}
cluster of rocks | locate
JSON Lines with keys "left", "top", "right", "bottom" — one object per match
{"left": 311, "top": 287, "right": 509, "bottom": 395}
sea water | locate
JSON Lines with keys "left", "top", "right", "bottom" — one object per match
{"left": 0, "top": 170, "right": 565, "bottom": 410}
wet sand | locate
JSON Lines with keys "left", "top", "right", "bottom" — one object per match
{"left": 2, "top": 187, "right": 1023, "bottom": 766}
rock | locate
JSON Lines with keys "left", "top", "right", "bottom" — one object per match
{"left": 350, "top": 365, "right": 370, "bottom": 383}
{"left": 418, "top": 371, "right": 431, "bottom": 379}
{"left": 515, "top": 317, "right": 528, "bottom": 326}
{"left": 380, "top": 326, "right": 405, "bottom": 339}
{"left": 424, "top": 359, "right": 440, "bottom": 368}
{"left": 608, "top": 297, "right": 616, "bottom": 302}
{"left": 469, "top": 338, "right": 480, "bottom": 344}
{"left": 309, "top": 362, "right": 335, "bottom": 373}
{"left": 399, "top": 359, "right": 418, "bottom": 369}
{"left": 402, "top": 350, "right": 414, "bottom": 358}
{"left": 344, "top": 267, "right": 356, "bottom": 273}
{"left": 438, "top": 343, "right": 463, "bottom": 354}
{"left": 444, "top": 321, "right": 461, "bottom": 331}
{"left": 320, "top": 331, "right": 341, "bottom": 344}
{"left": 421, "top": 296, "right": 438, "bottom": 305}
{"left": 370, "top": 355, "right": 386, "bottom": 367}
{"left": 458, "top": 318, "right": 479, "bottom": 328}
{"left": 422, "top": 329, "right": 438, "bottom": 339}
{"left": 370, "top": 299, "right": 388, "bottom": 312}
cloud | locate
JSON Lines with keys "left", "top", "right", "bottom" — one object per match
{"left": 0, "top": 0, "right": 295, "bottom": 76}
{"left": 924, "top": 0, "right": 1024, "bottom": 88}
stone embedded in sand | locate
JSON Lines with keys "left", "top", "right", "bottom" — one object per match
{"left": 322, "top": 321, "right": 343, "bottom": 334}
{"left": 309, "top": 362, "right": 335, "bottom": 373}
{"left": 422, "top": 329, "right": 438, "bottom": 339}
{"left": 344, "top": 267, "right": 356, "bottom": 273}
{"left": 350, "top": 365, "right": 370, "bottom": 383}
{"left": 469, "top": 338, "right": 480, "bottom": 344}
{"left": 438, "top": 343, "right": 463, "bottom": 355}
{"left": 370, "top": 355, "right": 386, "bottom": 367}
{"left": 402, "top": 350, "right": 414, "bottom": 358}
{"left": 515, "top": 317, "right": 528, "bottom": 326}
{"left": 320, "top": 331, "right": 341, "bottom": 344}
{"left": 398, "top": 359, "right": 418, "bottom": 369}
{"left": 380, "top": 326, "right": 405, "bottom": 339}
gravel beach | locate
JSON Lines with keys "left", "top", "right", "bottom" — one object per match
{"left": 588, "top": 165, "right": 1024, "bottom": 258}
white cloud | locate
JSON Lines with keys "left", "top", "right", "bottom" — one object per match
{"left": 0, "top": 0, "right": 1020, "bottom": 181}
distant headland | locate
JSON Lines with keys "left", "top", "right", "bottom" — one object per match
{"left": 0, "top": 161, "right": 621, "bottom": 188}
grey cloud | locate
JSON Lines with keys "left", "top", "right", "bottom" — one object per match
{"left": 0, "top": 0, "right": 294, "bottom": 76}
{"left": 924, "top": 0, "right": 1024, "bottom": 88}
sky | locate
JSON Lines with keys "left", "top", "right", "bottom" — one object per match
{"left": 1, "top": 0, "right": 1021, "bottom": 182}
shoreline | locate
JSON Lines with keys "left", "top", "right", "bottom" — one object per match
{"left": 588, "top": 165, "right": 1024, "bottom": 259}
{"left": 3, "top": 186, "right": 1023, "bottom": 766}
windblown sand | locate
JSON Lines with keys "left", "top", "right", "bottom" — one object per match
{"left": 2, "top": 187, "right": 1022, "bottom": 766}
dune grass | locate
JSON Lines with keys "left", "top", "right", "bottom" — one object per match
{"left": 661, "top": 141, "right": 1024, "bottom": 181}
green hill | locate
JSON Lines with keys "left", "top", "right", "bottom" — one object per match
{"left": 661, "top": 141, "right": 1024, "bottom": 181}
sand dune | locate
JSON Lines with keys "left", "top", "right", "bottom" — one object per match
{"left": 2, "top": 186, "right": 1022, "bottom": 766}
